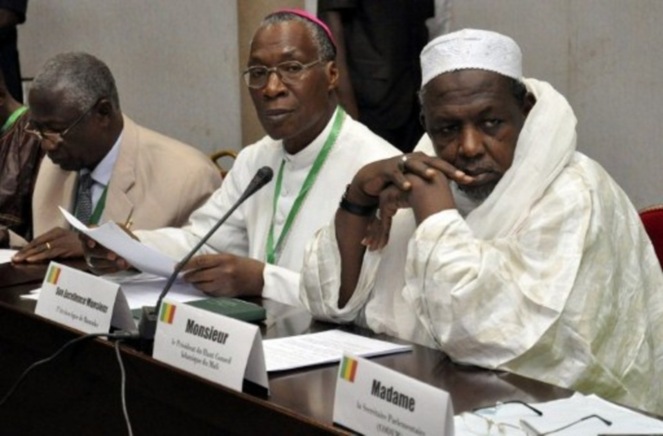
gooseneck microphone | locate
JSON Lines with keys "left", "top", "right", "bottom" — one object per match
{"left": 138, "top": 166, "right": 273, "bottom": 341}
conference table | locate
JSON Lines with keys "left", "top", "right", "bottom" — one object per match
{"left": 0, "top": 260, "right": 572, "bottom": 435}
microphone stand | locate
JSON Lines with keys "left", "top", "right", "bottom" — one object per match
{"left": 138, "top": 167, "right": 273, "bottom": 341}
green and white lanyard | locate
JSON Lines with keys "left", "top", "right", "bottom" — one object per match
{"left": 265, "top": 107, "right": 345, "bottom": 264}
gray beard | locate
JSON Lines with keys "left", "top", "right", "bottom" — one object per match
{"left": 457, "top": 181, "right": 498, "bottom": 202}
{"left": 451, "top": 182, "right": 490, "bottom": 218}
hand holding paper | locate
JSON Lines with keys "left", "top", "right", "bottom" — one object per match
{"left": 180, "top": 253, "right": 266, "bottom": 298}
{"left": 61, "top": 207, "right": 178, "bottom": 277}
{"left": 81, "top": 232, "right": 132, "bottom": 275}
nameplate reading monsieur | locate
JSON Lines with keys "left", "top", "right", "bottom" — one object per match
{"left": 152, "top": 298, "right": 268, "bottom": 393}
{"left": 35, "top": 262, "right": 122, "bottom": 334}
{"left": 334, "top": 354, "right": 454, "bottom": 436}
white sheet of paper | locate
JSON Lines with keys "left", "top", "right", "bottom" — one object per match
{"left": 60, "top": 207, "right": 177, "bottom": 277}
{"left": 263, "top": 330, "right": 411, "bottom": 372}
{"left": 20, "top": 288, "right": 41, "bottom": 300}
{"left": 104, "top": 272, "right": 206, "bottom": 309}
{"left": 25, "top": 273, "right": 206, "bottom": 309}
{"left": 0, "top": 249, "right": 17, "bottom": 264}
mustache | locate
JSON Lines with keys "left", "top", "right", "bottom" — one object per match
{"left": 456, "top": 165, "right": 500, "bottom": 177}
{"left": 460, "top": 168, "right": 499, "bottom": 177}
{"left": 454, "top": 157, "right": 499, "bottom": 176}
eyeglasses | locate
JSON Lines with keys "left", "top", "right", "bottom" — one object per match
{"left": 462, "top": 412, "right": 523, "bottom": 435}
{"left": 462, "top": 401, "right": 543, "bottom": 435}
{"left": 520, "top": 414, "right": 612, "bottom": 435}
{"left": 474, "top": 400, "right": 543, "bottom": 417}
{"left": 25, "top": 101, "right": 98, "bottom": 143}
{"left": 242, "top": 60, "right": 322, "bottom": 89}
{"left": 461, "top": 400, "right": 612, "bottom": 435}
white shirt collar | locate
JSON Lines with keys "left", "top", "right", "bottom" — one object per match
{"left": 89, "top": 131, "right": 123, "bottom": 186}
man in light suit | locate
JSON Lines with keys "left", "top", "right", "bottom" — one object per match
{"left": 12, "top": 52, "right": 221, "bottom": 262}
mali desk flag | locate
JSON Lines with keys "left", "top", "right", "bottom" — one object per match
{"left": 160, "top": 302, "right": 177, "bottom": 324}
{"left": 340, "top": 356, "right": 358, "bottom": 383}
{"left": 46, "top": 265, "right": 62, "bottom": 285}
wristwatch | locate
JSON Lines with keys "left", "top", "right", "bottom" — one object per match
{"left": 339, "top": 185, "right": 377, "bottom": 217}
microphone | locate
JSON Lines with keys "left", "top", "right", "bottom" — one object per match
{"left": 138, "top": 166, "right": 273, "bottom": 340}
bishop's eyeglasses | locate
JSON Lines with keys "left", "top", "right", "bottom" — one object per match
{"left": 242, "top": 59, "right": 322, "bottom": 89}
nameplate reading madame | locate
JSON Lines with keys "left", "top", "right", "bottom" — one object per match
{"left": 153, "top": 298, "right": 268, "bottom": 393}
{"left": 35, "top": 262, "right": 122, "bottom": 334}
{"left": 334, "top": 354, "right": 453, "bottom": 436}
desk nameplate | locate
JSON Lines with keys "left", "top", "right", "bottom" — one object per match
{"left": 334, "top": 354, "right": 453, "bottom": 436}
{"left": 153, "top": 298, "right": 269, "bottom": 393}
{"left": 35, "top": 262, "right": 125, "bottom": 334}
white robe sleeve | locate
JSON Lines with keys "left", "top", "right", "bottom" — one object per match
{"left": 403, "top": 178, "right": 592, "bottom": 368}
{"left": 262, "top": 264, "right": 302, "bottom": 307}
{"left": 134, "top": 181, "right": 249, "bottom": 261}
{"left": 136, "top": 197, "right": 307, "bottom": 307}
{"left": 300, "top": 223, "right": 382, "bottom": 323}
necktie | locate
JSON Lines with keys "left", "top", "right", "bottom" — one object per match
{"left": 75, "top": 173, "right": 94, "bottom": 225}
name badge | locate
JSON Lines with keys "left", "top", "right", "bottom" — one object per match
{"left": 334, "top": 354, "right": 453, "bottom": 436}
{"left": 153, "top": 298, "right": 268, "bottom": 393}
{"left": 35, "top": 262, "right": 134, "bottom": 334}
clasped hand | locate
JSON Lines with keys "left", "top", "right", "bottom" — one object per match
{"left": 350, "top": 152, "right": 473, "bottom": 250}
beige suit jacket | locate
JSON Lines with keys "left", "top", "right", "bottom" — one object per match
{"left": 29, "top": 116, "right": 222, "bottom": 238}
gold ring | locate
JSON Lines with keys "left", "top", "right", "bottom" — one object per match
{"left": 398, "top": 155, "right": 408, "bottom": 172}
{"left": 45, "top": 242, "right": 52, "bottom": 250}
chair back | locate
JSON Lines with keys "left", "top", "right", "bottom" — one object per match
{"left": 640, "top": 204, "right": 663, "bottom": 268}
{"left": 210, "top": 149, "right": 237, "bottom": 178}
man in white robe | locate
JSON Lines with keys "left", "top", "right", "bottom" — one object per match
{"left": 300, "top": 29, "right": 663, "bottom": 414}
{"left": 84, "top": 10, "right": 398, "bottom": 306}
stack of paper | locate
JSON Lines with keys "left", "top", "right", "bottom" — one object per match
{"left": 455, "top": 393, "right": 663, "bottom": 435}
{"left": 0, "top": 249, "right": 17, "bottom": 264}
{"left": 263, "top": 330, "right": 411, "bottom": 372}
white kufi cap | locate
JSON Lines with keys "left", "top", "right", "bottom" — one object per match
{"left": 421, "top": 28, "right": 522, "bottom": 87}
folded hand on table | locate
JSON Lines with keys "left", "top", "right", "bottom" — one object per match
{"left": 12, "top": 227, "right": 83, "bottom": 263}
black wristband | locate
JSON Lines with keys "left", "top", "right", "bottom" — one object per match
{"left": 339, "top": 186, "right": 377, "bottom": 217}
